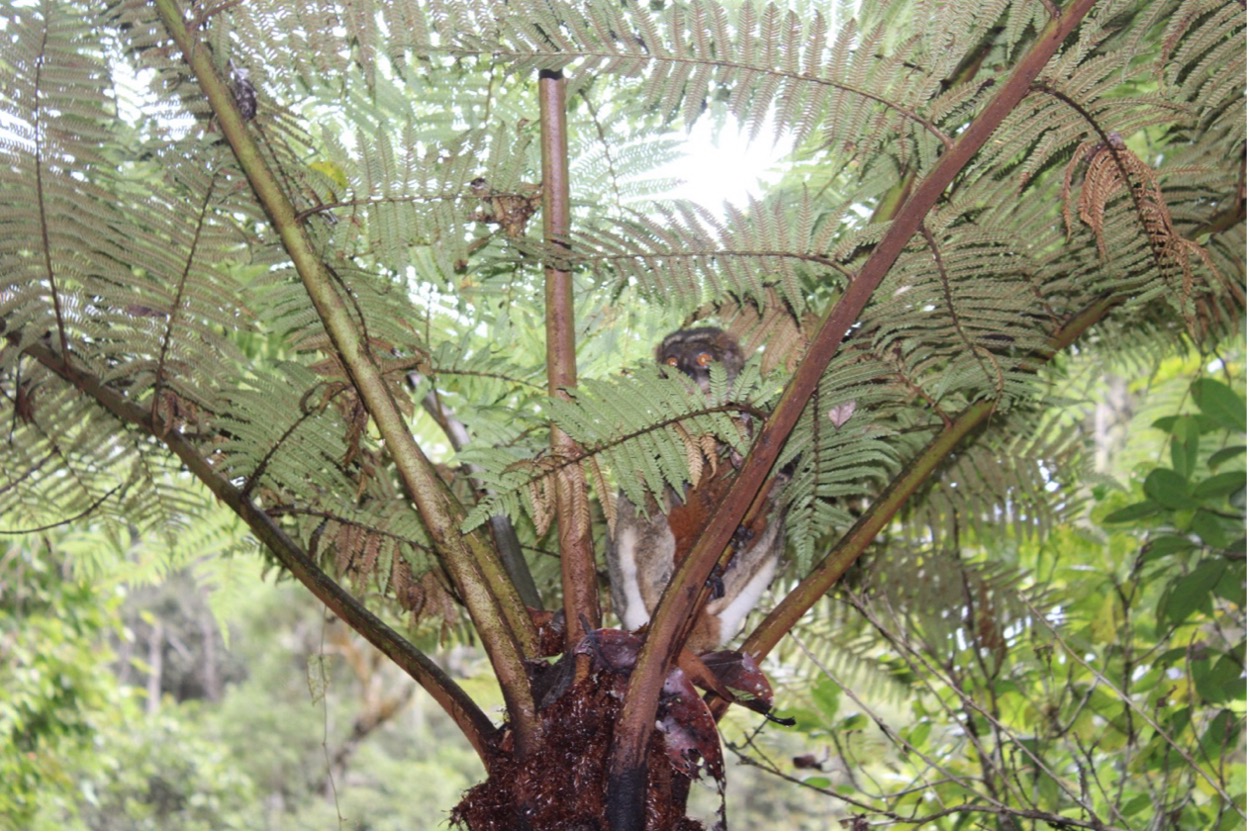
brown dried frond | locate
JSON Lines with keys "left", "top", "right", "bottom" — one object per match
{"left": 327, "top": 524, "right": 379, "bottom": 584}
{"left": 697, "top": 431, "right": 721, "bottom": 475}
{"left": 469, "top": 178, "right": 543, "bottom": 239}
{"left": 973, "top": 577, "right": 1008, "bottom": 674}
{"left": 352, "top": 451, "right": 382, "bottom": 500}
{"left": 340, "top": 399, "right": 369, "bottom": 468}
{"left": 301, "top": 334, "right": 420, "bottom": 471}
{"left": 329, "top": 521, "right": 383, "bottom": 582}
{"left": 524, "top": 468, "right": 558, "bottom": 538}
{"left": 673, "top": 422, "right": 706, "bottom": 488}
{"left": 305, "top": 333, "right": 421, "bottom": 418}
{"left": 1064, "top": 134, "right": 1227, "bottom": 338}
{"left": 329, "top": 520, "right": 352, "bottom": 575}
{"left": 307, "top": 518, "right": 332, "bottom": 561}
{"left": 420, "top": 572, "right": 462, "bottom": 636}
{"left": 389, "top": 543, "right": 416, "bottom": 605}
{"left": 390, "top": 554, "right": 460, "bottom": 631}
{"left": 356, "top": 528, "right": 383, "bottom": 579}
{"left": 151, "top": 388, "right": 203, "bottom": 437}
{"left": 509, "top": 451, "right": 589, "bottom": 538}
{"left": 565, "top": 468, "right": 593, "bottom": 541}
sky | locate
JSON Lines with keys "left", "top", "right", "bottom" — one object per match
{"left": 657, "top": 116, "right": 785, "bottom": 209}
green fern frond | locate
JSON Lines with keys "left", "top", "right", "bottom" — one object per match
{"left": 863, "top": 546, "right": 1056, "bottom": 665}
{"left": 909, "top": 408, "right": 1091, "bottom": 545}
{"left": 461, "top": 363, "right": 776, "bottom": 533}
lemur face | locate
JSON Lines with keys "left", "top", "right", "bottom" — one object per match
{"left": 655, "top": 326, "right": 744, "bottom": 394}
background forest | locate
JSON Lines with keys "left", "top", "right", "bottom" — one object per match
{"left": 0, "top": 0, "right": 1244, "bottom": 829}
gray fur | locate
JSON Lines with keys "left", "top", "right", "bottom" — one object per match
{"left": 607, "top": 327, "right": 785, "bottom": 649}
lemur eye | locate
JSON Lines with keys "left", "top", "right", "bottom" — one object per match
{"left": 696, "top": 352, "right": 714, "bottom": 367}
{"left": 665, "top": 357, "right": 680, "bottom": 367}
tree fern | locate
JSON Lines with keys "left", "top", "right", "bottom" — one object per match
{"left": 0, "top": 0, "right": 1243, "bottom": 825}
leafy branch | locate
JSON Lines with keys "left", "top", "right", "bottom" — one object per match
{"left": 14, "top": 335, "right": 499, "bottom": 764}
{"left": 150, "top": 0, "right": 541, "bottom": 750}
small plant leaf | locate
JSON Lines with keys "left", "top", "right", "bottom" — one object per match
{"left": 1144, "top": 468, "right": 1197, "bottom": 510}
{"left": 1192, "top": 379, "right": 1246, "bottom": 433}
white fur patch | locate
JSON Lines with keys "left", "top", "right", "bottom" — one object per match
{"left": 613, "top": 525, "right": 652, "bottom": 630}
{"left": 714, "top": 550, "right": 778, "bottom": 645}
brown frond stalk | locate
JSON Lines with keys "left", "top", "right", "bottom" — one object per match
{"left": 606, "top": 1, "right": 1100, "bottom": 827}
{"left": 541, "top": 68, "right": 601, "bottom": 648}
{"left": 152, "top": 0, "right": 541, "bottom": 752}
{"left": 17, "top": 335, "right": 499, "bottom": 766}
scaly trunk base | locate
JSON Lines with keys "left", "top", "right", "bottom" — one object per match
{"left": 452, "top": 656, "right": 702, "bottom": 830}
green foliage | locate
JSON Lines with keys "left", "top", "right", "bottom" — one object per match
{"left": 749, "top": 361, "right": 1245, "bottom": 830}
{"left": 74, "top": 707, "right": 258, "bottom": 831}
{"left": 1101, "top": 377, "right": 1245, "bottom": 697}
{"left": 180, "top": 576, "right": 487, "bottom": 830}
{"left": 0, "top": 542, "right": 125, "bottom": 828}
{"left": 463, "top": 361, "right": 778, "bottom": 532}
{"left": 0, "top": 0, "right": 1243, "bottom": 827}
{"left": 0, "top": 539, "right": 257, "bottom": 830}
{"left": 1, "top": 532, "right": 486, "bottom": 830}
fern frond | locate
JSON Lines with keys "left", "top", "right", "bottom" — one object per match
{"left": 908, "top": 408, "right": 1091, "bottom": 545}
{"left": 462, "top": 363, "right": 776, "bottom": 533}
{"left": 863, "top": 546, "right": 1057, "bottom": 666}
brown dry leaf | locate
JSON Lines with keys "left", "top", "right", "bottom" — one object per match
{"left": 331, "top": 521, "right": 356, "bottom": 575}
{"left": 586, "top": 456, "right": 616, "bottom": 532}
{"left": 357, "top": 529, "right": 383, "bottom": 580}
{"left": 525, "top": 469, "right": 557, "bottom": 538}
{"left": 673, "top": 422, "right": 705, "bottom": 489}
{"left": 389, "top": 545, "right": 417, "bottom": 606}
{"left": 151, "top": 388, "right": 202, "bottom": 436}
{"left": 559, "top": 465, "right": 593, "bottom": 542}
{"left": 470, "top": 178, "right": 543, "bottom": 239}
{"left": 1064, "top": 135, "right": 1225, "bottom": 338}
{"left": 974, "top": 578, "right": 1008, "bottom": 673}
{"left": 304, "top": 334, "right": 421, "bottom": 421}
